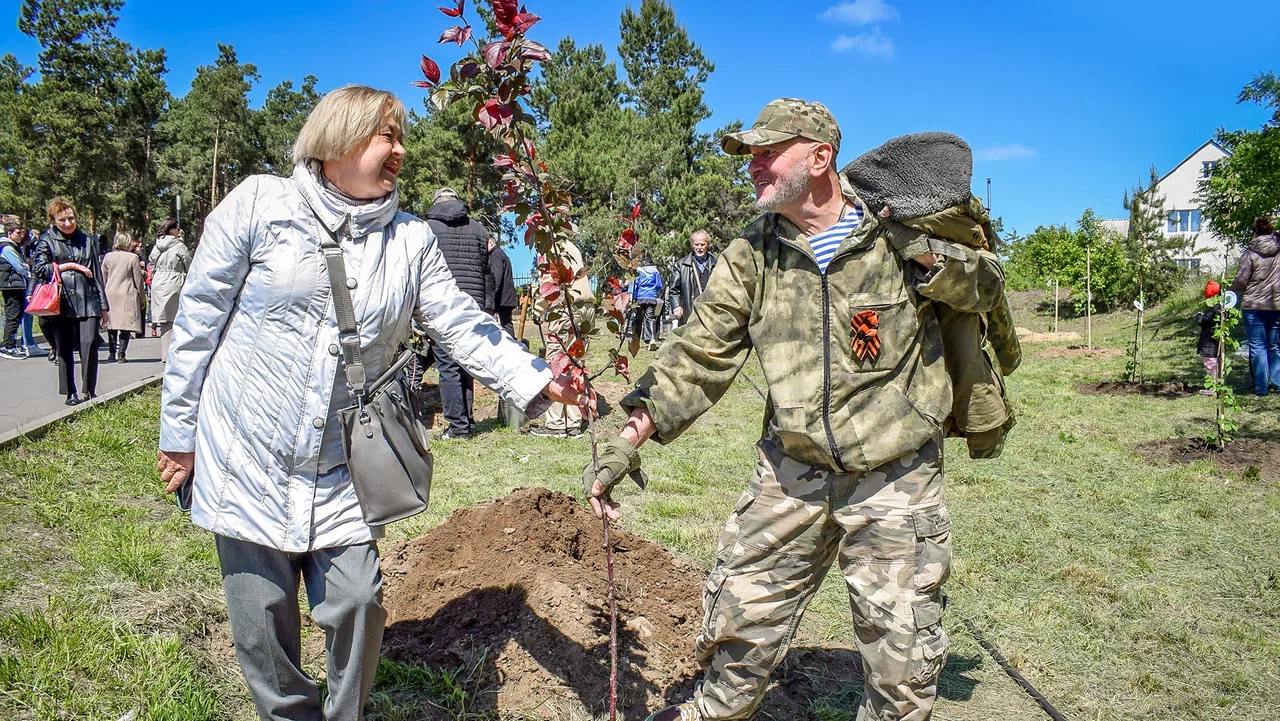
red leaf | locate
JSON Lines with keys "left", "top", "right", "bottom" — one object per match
{"left": 617, "top": 227, "right": 637, "bottom": 251}
{"left": 548, "top": 350, "right": 571, "bottom": 376}
{"left": 410, "top": 80, "right": 434, "bottom": 89}
{"left": 458, "top": 61, "right": 480, "bottom": 79}
{"left": 513, "top": 12, "right": 541, "bottom": 34}
{"left": 538, "top": 282, "right": 561, "bottom": 303}
{"left": 613, "top": 354, "right": 630, "bottom": 381}
{"left": 419, "top": 56, "right": 441, "bottom": 85}
{"left": 607, "top": 276, "right": 624, "bottom": 294}
{"left": 492, "top": 153, "right": 518, "bottom": 168}
{"left": 567, "top": 338, "right": 585, "bottom": 359}
{"left": 476, "top": 99, "right": 512, "bottom": 130}
{"left": 520, "top": 137, "right": 536, "bottom": 160}
{"left": 493, "top": 0, "right": 519, "bottom": 35}
{"left": 439, "top": 3, "right": 462, "bottom": 17}
{"left": 631, "top": 200, "right": 641, "bottom": 220}
{"left": 482, "top": 41, "right": 508, "bottom": 69}
{"left": 438, "top": 25, "right": 472, "bottom": 46}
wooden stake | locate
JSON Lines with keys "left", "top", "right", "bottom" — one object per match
{"left": 1086, "top": 247, "right": 1092, "bottom": 349}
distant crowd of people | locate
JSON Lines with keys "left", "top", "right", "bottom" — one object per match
{"left": 0, "top": 200, "right": 190, "bottom": 405}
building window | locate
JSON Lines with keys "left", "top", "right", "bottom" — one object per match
{"left": 1202, "top": 161, "right": 1218, "bottom": 178}
{"left": 1167, "top": 210, "right": 1200, "bottom": 233}
{"left": 1175, "top": 258, "right": 1202, "bottom": 272}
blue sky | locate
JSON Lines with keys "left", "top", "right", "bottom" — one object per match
{"left": 3, "top": 0, "right": 1277, "bottom": 272}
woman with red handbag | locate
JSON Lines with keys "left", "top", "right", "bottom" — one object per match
{"left": 31, "top": 197, "right": 108, "bottom": 406}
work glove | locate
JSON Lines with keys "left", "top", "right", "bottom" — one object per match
{"left": 582, "top": 436, "right": 648, "bottom": 501}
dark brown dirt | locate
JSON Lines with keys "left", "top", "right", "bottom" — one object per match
{"left": 1134, "top": 438, "right": 1280, "bottom": 482}
{"left": 379, "top": 488, "right": 704, "bottom": 719}
{"left": 1038, "top": 345, "right": 1123, "bottom": 360}
{"left": 1077, "top": 381, "right": 1202, "bottom": 398}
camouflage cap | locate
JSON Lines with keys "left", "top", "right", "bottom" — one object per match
{"left": 721, "top": 98, "right": 841, "bottom": 156}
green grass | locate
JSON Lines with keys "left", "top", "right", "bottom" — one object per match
{"left": 1, "top": 281, "right": 1278, "bottom": 720}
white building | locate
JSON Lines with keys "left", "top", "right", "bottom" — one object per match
{"left": 1103, "top": 140, "right": 1235, "bottom": 273}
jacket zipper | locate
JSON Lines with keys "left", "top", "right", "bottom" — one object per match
{"left": 820, "top": 272, "right": 847, "bottom": 472}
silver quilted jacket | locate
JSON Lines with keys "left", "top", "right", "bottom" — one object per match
{"left": 160, "top": 166, "right": 551, "bottom": 551}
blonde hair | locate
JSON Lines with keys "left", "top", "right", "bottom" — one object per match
{"left": 113, "top": 231, "right": 134, "bottom": 251}
{"left": 292, "top": 85, "right": 409, "bottom": 165}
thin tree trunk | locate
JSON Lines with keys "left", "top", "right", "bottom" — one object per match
{"left": 1086, "top": 247, "right": 1092, "bottom": 349}
{"left": 210, "top": 122, "right": 221, "bottom": 208}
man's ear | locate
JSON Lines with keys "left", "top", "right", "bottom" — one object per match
{"left": 810, "top": 142, "right": 836, "bottom": 177}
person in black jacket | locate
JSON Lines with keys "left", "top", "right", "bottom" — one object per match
{"left": 32, "top": 197, "right": 109, "bottom": 405}
{"left": 425, "top": 187, "right": 490, "bottom": 439}
{"left": 668, "top": 230, "right": 717, "bottom": 327}
{"left": 485, "top": 236, "right": 519, "bottom": 336}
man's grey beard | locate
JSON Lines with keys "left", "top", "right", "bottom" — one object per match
{"left": 754, "top": 156, "right": 811, "bottom": 212}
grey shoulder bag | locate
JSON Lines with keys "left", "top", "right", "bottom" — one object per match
{"left": 318, "top": 219, "right": 434, "bottom": 527}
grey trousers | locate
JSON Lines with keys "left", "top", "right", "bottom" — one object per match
{"left": 216, "top": 535, "right": 386, "bottom": 721}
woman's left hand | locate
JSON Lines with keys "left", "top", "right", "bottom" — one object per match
{"left": 544, "top": 373, "right": 589, "bottom": 410}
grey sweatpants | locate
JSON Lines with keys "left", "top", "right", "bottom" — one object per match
{"left": 216, "top": 535, "right": 386, "bottom": 721}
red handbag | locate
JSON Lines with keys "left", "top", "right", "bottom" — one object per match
{"left": 25, "top": 262, "right": 62, "bottom": 317}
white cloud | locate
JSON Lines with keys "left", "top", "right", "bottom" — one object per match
{"left": 976, "top": 144, "right": 1036, "bottom": 162}
{"left": 831, "top": 28, "right": 895, "bottom": 60}
{"left": 821, "top": 0, "right": 900, "bottom": 25}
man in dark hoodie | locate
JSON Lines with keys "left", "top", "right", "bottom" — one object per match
{"left": 425, "top": 187, "right": 491, "bottom": 439}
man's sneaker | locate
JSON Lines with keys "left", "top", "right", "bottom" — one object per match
{"left": 565, "top": 425, "right": 585, "bottom": 438}
{"left": 0, "top": 348, "right": 23, "bottom": 360}
{"left": 648, "top": 341, "right": 659, "bottom": 351}
{"left": 440, "top": 429, "right": 471, "bottom": 440}
{"left": 645, "top": 703, "right": 702, "bottom": 721}
{"left": 529, "top": 425, "right": 567, "bottom": 438}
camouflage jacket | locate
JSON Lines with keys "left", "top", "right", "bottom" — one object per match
{"left": 622, "top": 191, "right": 1005, "bottom": 473}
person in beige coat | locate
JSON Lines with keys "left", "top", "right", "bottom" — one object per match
{"left": 102, "top": 231, "right": 146, "bottom": 363}
{"left": 148, "top": 217, "right": 192, "bottom": 360}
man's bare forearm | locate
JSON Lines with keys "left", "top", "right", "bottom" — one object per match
{"left": 620, "top": 407, "right": 656, "bottom": 448}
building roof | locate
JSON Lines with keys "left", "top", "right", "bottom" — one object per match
{"left": 1156, "top": 139, "right": 1232, "bottom": 186}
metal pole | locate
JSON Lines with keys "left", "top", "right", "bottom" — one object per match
{"left": 986, "top": 177, "right": 992, "bottom": 214}
{"left": 176, "top": 194, "right": 182, "bottom": 229}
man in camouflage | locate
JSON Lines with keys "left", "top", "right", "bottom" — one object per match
{"left": 585, "top": 98, "right": 1004, "bottom": 721}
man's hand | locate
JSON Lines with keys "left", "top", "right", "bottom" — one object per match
{"left": 157, "top": 450, "right": 195, "bottom": 494}
{"left": 672, "top": 306, "right": 684, "bottom": 319}
{"left": 583, "top": 437, "right": 647, "bottom": 520}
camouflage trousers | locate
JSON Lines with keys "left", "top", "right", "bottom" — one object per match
{"left": 693, "top": 435, "right": 951, "bottom": 721}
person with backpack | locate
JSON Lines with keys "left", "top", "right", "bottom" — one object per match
{"left": 0, "top": 217, "right": 31, "bottom": 360}
{"left": 584, "top": 98, "right": 1005, "bottom": 721}
{"left": 1228, "top": 216, "right": 1280, "bottom": 395}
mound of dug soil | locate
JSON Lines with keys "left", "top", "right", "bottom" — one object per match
{"left": 380, "top": 488, "right": 703, "bottom": 719}
{"left": 1078, "top": 381, "right": 1202, "bottom": 398}
{"left": 1134, "top": 438, "right": 1280, "bottom": 482}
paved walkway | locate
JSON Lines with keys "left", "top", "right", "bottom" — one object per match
{"left": 0, "top": 335, "right": 165, "bottom": 435}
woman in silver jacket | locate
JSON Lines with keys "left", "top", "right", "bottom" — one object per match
{"left": 155, "top": 85, "right": 582, "bottom": 721}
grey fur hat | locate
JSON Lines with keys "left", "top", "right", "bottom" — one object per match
{"left": 841, "top": 132, "right": 972, "bottom": 220}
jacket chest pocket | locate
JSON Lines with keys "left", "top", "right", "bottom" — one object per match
{"left": 845, "top": 296, "right": 918, "bottom": 372}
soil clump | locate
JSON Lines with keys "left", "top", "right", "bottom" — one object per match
{"left": 1077, "top": 381, "right": 1201, "bottom": 398}
{"left": 379, "top": 487, "right": 704, "bottom": 719}
{"left": 1134, "top": 438, "right": 1280, "bottom": 482}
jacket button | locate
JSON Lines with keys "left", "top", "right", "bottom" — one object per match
{"left": 346, "top": 278, "right": 357, "bottom": 290}
{"left": 329, "top": 344, "right": 339, "bottom": 356}
{"left": 312, "top": 417, "right": 325, "bottom": 429}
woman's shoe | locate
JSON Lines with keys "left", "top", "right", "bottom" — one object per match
{"left": 105, "top": 353, "right": 117, "bottom": 363}
{"left": 118, "top": 356, "right": 128, "bottom": 364}
{"left": 65, "top": 395, "right": 82, "bottom": 406}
